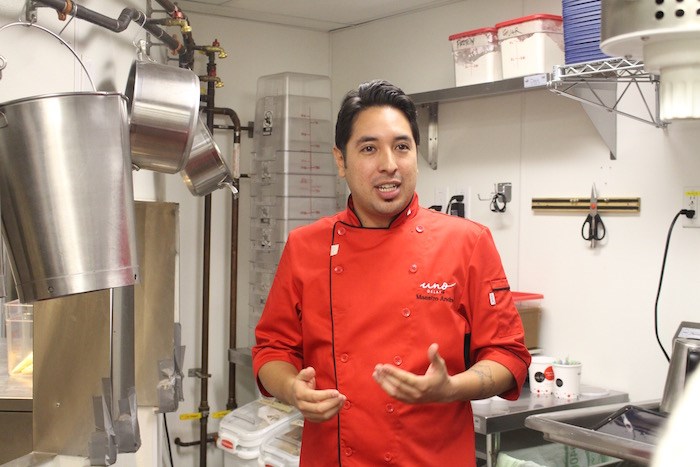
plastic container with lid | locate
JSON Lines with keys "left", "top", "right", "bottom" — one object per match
{"left": 253, "top": 150, "right": 337, "bottom": 177}
{"left": 448, "top": 27, "right": 503, "bottom": 86}
{"left": 258, "top": 420, "right": 303, "bottom": 467}
{"left": 496, "top": 14, "right": 564, "bottom": 79}
{"left": 4, "top": 300, "right": 33, "bottom": 375}
{"left": 218, "top": 398, "right": 302, "bottom": 466}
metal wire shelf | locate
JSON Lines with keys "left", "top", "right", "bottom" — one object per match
{"left": 549, "top": 57, "right": 666, "bottom": 129}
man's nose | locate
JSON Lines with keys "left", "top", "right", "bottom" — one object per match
{"left": 378, "top": 147, "right": 398, "bottom": 172}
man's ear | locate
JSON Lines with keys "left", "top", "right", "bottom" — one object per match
{"left": 332, "top": 146, "right": 346, "bottom": 178}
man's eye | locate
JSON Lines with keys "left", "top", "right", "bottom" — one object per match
{"left": 396, "top": 143, "right": 410, "bottom": 151}
{"left": 360, "top": 146, "right": 375, "bottom": 153}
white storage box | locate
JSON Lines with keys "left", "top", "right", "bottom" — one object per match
{"left": 250, "top": 218, "right": 312, "bottom": 246}
{"left": 251, "top": 173, "right": 337, "bottom": 198}
{"left": 256, "top": 117, "right": 333, "bottom": 154}
{"left": 449, "top": 27, "right": 502, "bottom": 86}
{"left": 252, "top": 195, "right": 338, "bottom": 221}
{"left": 218, "top": 398, "right": 302, "bottom": 466}
{"left": 253, "top": 151, "right": 337, "bottom": 176}
{"left": 250, "top": 247, "right": 284, "bottom": 277}
{"left": 258, "top": 421, "right": 303, "bottom": 467}
{"left": 496, "top": 14, "right": 564, "bottom": 79}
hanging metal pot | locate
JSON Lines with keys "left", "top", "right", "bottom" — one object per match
{"left": 180, "top": 116, "right": 238, "bottom": 197}
{"left": 125, "top": 60, "right": 200, "bottom": 173}
{"left": 0, "top": 92, "right": 139, "bottom": 302}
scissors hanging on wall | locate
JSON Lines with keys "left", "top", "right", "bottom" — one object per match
{"left": 581, "top": 184, "right": 606, "bottom": 248}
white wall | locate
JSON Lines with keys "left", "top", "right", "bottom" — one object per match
{"left": 331, "top": 0, "right": 700, "bottom": 403}
{"left": 0, "top": 2, "right": 329, "bottom": 466}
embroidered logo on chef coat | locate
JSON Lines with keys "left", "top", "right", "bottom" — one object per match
{"left": 416, "top": 281, "right": 456, "bottom": 303}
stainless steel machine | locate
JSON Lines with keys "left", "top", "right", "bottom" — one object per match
{"left": 660, "top": 321, "right": 700, "bottom": 413}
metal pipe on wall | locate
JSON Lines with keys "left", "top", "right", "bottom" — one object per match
{"left": 149, "top": 0, "right": 197, "bottom": 71}
{"left": 208, "top": 107, "right": 242, "bottom": 411}
{"left": 34, "top": 0, "right": 183, "bottom": 53}
{"left": 195, "top": 48, "right": 219, "bottom": 467}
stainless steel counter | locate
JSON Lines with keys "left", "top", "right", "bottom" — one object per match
{"left": 472, "top": 384, "right": 629, "bottom": 467}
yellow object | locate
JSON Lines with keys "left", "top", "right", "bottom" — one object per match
{"left": 11, "top": 351, "right": 33, "bottom": 375}
{"left": 212, "top": 410, "right": 230, "bottom": 419}
{"left": 179, "top": 412, "right": 202, "bottom": 421}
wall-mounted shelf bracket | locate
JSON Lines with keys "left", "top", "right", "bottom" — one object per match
{"left": 408, "top": 58, "right": 666, "bottom": 166}
{"left": 550, "top": 58, "right": 665, "bottom": 128}
{"left": 548, "top": 57, "right": 667, "bottom": 159}
{"left": 416, "top": 102, "right": 438, "bottom": 170}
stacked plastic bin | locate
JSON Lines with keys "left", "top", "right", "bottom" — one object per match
{"left": 249, "top": 73, "right": 337, "bottom": 344}
{"left": 217, "top": 397, "right": 302, "bottom": 466}
{"left": 562, "top": 0, "right": 610, "bottom": 64}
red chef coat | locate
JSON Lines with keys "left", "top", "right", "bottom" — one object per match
{"left": 253, "top": 194, "right": 530, "bottom": 466}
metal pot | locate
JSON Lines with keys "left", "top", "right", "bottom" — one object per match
{"left": 180, "top": 116, "right": 238, "bottom": 197}
{"left": 125, "top": 60, "right": 200, "bottom": 173}
{"left": 0, "top": 92, "right": 138, "bottom": 302}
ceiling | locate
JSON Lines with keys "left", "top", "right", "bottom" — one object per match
{"left": 175, "top": 0, "right": 463, "bottom": 32}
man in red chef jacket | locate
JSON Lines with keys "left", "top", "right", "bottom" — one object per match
{"left": 253, "top": 79, "right": 530, "bottom": 466}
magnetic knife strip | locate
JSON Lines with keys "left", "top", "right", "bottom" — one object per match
{"left": 531, "top": 197, "right": 641, "bottom": 213}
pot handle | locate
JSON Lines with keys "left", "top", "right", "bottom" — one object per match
{"left": 0, "top": 112, "right": 7, "bottom": 129}
{"left": 219, "top": 179, "right": 239, "bottom": 199}
{"left": 0, "top": 22, "right": 96, "bottom": 91}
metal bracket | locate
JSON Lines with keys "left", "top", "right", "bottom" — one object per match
{"left": 25, "top": 0, "right": 37, "bottom": 23}
{"left": 550, "top": 57, "right": 665, "bottom": 128}
{"left": 244, "top": 121, "right": 254, "bottom": 139}
{"left": 549, "top": 58, "right": 667, "bottom": 159}
{"left": 497, "top": 183, "right": 512, "bottom": 203}
{"left": 187, "top": 368, "right": 211, "bottom": 379}
{"left": 416, "top": 102, "right": 438, "bottom": 170}
{"left": 478, "top": 182, "right": 512, "bottom": 203}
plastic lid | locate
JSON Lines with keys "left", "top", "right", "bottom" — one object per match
{"left": 260, "top": 424, "right": 302, "bottom": 465}
{"left": 218, "top": 398, "right": 301, "bottom": 444}
{"left": 448, "top": 27, "right": 498, "bottom": 41}
{"left": 495, "top": 14, "right": 563, "bottom": 29}
{"left": 512, "top": 292, "right": 544, "bottom": 302}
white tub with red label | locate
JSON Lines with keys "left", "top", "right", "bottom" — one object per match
{"left": 218, "top": 398, "right": 302, "bottom": 466}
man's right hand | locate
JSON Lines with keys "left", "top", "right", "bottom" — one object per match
{"left": 289, "top": 366, "right": 346, "bottom": 423}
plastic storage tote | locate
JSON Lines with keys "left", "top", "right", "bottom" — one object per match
{"left": 218, "top": 398, "right": 302, "bottom": 466}
{"left": 449, "top": 27, "right": 503, "bottom": 86}
{"left": 496, "top": 14, "right": 564, "bottom": 79}
{"left": 258, "top": 421, "right": 303, "bottom": 467}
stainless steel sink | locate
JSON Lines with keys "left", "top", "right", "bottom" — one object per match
{"left": 525, "top": 399, "right": 662, "bottom": 465}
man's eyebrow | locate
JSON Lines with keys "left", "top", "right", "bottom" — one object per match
{"left": 352, "top": 134, "right": 413, "bottom": 147}
{"left": 354, "top": 135, "right": 379, "bottom": 144}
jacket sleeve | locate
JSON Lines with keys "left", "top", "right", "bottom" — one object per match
{"left": 465, "top": 227, "right": 531, "bottom": 400}
{"left": 251, "top": 239, "right": 304, "bottom": 396}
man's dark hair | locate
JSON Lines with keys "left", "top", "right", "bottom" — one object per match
{"left": 334, "top": 80, "right": 420, "bottom": 161}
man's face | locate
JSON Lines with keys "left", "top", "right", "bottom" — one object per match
{"left": 333, "top": 106, "right": 418, "bottom": 228}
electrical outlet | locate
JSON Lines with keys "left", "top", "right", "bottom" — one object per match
{"left": 433, "top": 187, "right": 448, "bottom": 212}
{"left": 682, "top": 186, "right": 700, "bottom": 228}
{"left": 447, "top": 187, "right": 469, "bottom": 218}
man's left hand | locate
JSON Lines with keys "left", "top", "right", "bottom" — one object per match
{"left": 372, "top": 343, "right": 455, "bottom": 403}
